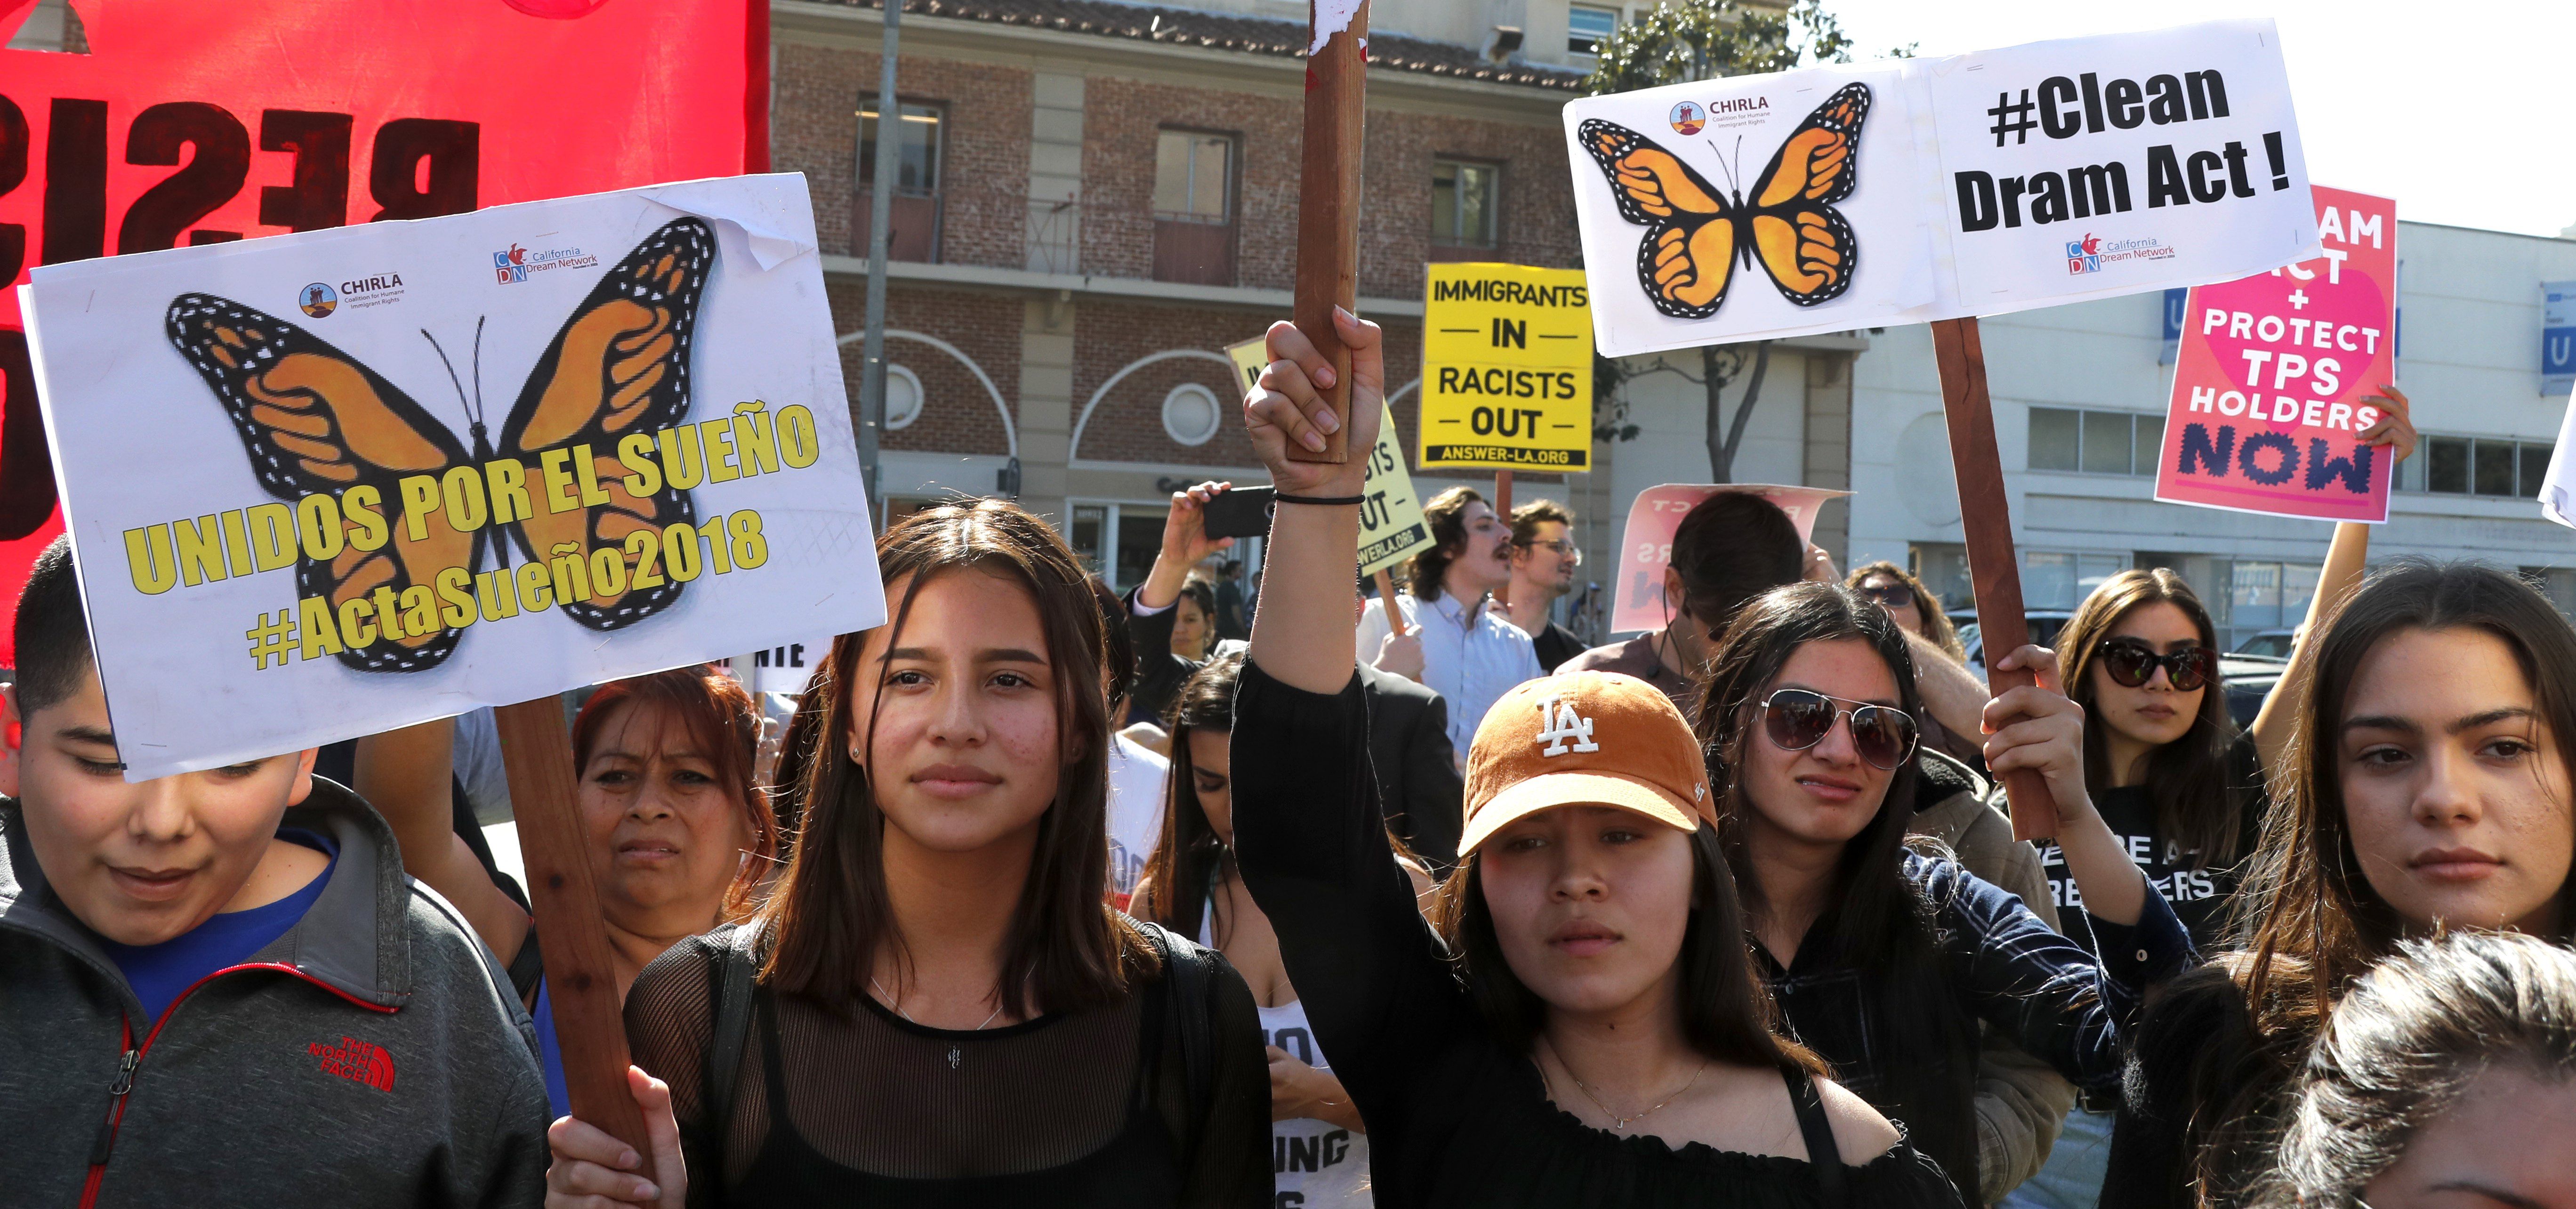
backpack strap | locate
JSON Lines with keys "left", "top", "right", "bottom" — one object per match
{"left": 505, "top": 929, "right": 545, "bottom": 1009}
{"left": 698, "top": 924, "right": 759, "bottom": 1200}
{"left": 1787, "top": 1065, "right": 1849, "bottom": 1209}
{"left": 1138, "top": 922, "right": 1215, "bottom": 1149}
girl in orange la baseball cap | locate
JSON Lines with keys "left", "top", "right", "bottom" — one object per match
{"left": 1223, "top": 310, "right": 1964, "bottom": 1208}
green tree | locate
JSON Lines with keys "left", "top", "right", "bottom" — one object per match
{"left": 1581, "top": 0, "right": 1885, "bottom": 482}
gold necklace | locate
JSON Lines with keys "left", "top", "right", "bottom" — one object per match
{"left": 1544, "top": 1038, "right": 1708, "bottom": 1131}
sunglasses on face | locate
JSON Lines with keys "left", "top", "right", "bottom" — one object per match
{"left": 2094, "top": 640, "right": 2216, "bottom": 692}
{"left": 1515, "top": 538, "right": 1584, "bottom": 566}
{"left": 1857, "top": 581, "right": 1916, "bottom": 610}
{"left": 1758, "top": 688, "right": 1919, "bottom": 771}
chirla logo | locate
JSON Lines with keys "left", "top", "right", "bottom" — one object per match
{"left": 1668, "top": 101, "right": 1705, "bottom": 136}
{"left": 298, "top": 282, "right": 338, "bottom": 317}
{"left": 309, "top": 1035, "right": 397, "bottom": 1092}
{"left": 494, "top": 243, "right": 530, "bottom": 283}
{"left": 1534, "top": 695, "right": 1600, "bottom": 757}
{"left": 2066, "top": 232, "right": 2103, "bottom": 275}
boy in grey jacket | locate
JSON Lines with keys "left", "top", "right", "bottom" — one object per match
{"left": 0, "top": 538, "right": 547, "bottom": 1207}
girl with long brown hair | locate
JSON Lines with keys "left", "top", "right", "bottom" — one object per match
{"left": 2103, "top": 561, "right": 2576, "bottom": 1207}
{"left": 1692, "top": 581, "right": 2196, "bottom": 1202}
{"left": 2013, "top": 392, "right": 2416, "bottom": 1209}
{"left": 1232, "top": 312, "right": 1962, "bottom": 1207}
{"left": 356, "top": 666, "right": 778, "bottom": 1118}
{"left": 1130, "top": 653, "right": 1436, "bottom": 1207}
{"left": 543, "top": 500, "right": 1270, "bottom": 1208}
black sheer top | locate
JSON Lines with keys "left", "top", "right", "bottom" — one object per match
{"left": 624, "top": 929, "right": 1272, "bottom": 1208}
{"left": 1229, "top": 661, "right": 1965, "bottom": 1209}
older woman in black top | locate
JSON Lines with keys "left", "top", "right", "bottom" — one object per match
{"left": 1229, "top": 311, "right": 1962, "bottom": 1208}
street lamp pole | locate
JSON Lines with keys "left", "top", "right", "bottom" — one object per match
{"left": 855, "top": 0, "right": 903, "bottom": 530}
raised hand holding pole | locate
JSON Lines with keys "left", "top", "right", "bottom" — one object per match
{"left": 1286, "top": 0, "right": 1368, "bottom": 465}
{"left": 1930, "top": 317, "right": 2058, "bottom": 840}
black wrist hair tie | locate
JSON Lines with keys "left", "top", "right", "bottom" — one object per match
{"left": 1273, "top": 492, "right": 1366, "bottom": 506}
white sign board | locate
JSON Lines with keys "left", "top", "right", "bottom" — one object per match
{"left": 1564, "top": 20, "right": 2318, "bottom": 358}
{"left": 2540, "top": 381, "right": 2576, "bottom": 530}
{"left": 23, "top": 174, "right": 885, "bottom": 778}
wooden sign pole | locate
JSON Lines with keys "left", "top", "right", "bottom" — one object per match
{"left": 496, "top": 696, "right": 651, "bottom": 1153}
{"left": 1929, "top": 317, "right": 2059, "bottom": 840}
{"left": 1373, "top": 568, "right": 1408, "bottom": 637}
{"left": 1286, "top": 0, "right": 1368, "bottom": 465}
{"left": 1492, "top": 469, "right": 1513, "bottom": 606}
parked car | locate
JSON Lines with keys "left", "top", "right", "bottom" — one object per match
{"left": 2233, "top": 629, "right": 2298, "bottom": 659}
{"left": 1952, "top": 610, "right": 2077, "bottom": 679}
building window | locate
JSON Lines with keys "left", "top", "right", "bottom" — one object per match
{"left": 2023, "top": 550, "right": 2128, "bottom": 613}
{"left": 1432, "top": 160, "right": 1500, "bottom": 251}
{"left": 1161, "top": 383, "right": 1223, "bottom": 446}
{"left": 2230, "top": 560, "right": 2322, "bottom": 635}
{"left": 2082, "top": 408, "right": 2132, "bottom": 475}
{"left": 2416, "top": 435, "right": 2552, "bottom": 498}
{"left": 1067, "top": 502, "right": 1175, "bottom": 591}
{"left": 1152, "top": 129, "right": 1237, "bottom": 285}
{"left": 1070, "top": 505, "right": 1108, "bottom": 577}
{"left": 1568, "top": 4, "right": 1619, "bottom": 56}
{"left": 1909, "top": 543, "right": 1971, "bottom": 617}
{"left": 2426, "top": 436, "right": 2468, "bottom": 493}
{"left": 855, "top": 97, "right": 945, "bottom": 261}
{"left": 2028, "top": 406, "right": 2160, "bottom": 476}
{"left": 1154, "top": 130, "right": 1233, "bottom": 223}
{"left": 2028, "top": 408, "right": 2079, "bottom": 471}
{"left": 881, "top": 363, "right": 923, "bottom": 430}
{"left": 858, "top": 98, "right": 943, "bottom": 191}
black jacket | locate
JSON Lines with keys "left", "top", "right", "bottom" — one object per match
{"left": 1357, "top": 664, "right": 1465, "bottom": 871}
{"left": 1125, "top": 587, "right": 1199, "bottom": 727}
{"left": 1126, "top": 590, "right": 1463, "bottom": 868}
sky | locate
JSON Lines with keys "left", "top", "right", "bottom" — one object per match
{"left": 1821, "top": 0, "right": 2576, "bottom": 239}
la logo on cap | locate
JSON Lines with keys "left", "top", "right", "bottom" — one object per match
{"left": 1534, "top": 694, "right": 1600, "bottom": 757}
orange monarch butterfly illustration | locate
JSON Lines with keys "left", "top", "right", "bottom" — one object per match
{"left": 166, "top": 218, "right": 713, "bottom": 673}
{"left": 1578, "top": 82, "right": 1870, "bottom": 320}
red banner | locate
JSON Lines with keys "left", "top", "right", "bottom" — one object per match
{"left": 2155, "top": 186, "right": 2397, "bottom": 524}
{"left": 0, "top": 0, "right": 765, "bottom": 666}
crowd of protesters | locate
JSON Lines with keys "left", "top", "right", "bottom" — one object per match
{"left": 6, "top": 304, "right": 2570, "bottom": 1209}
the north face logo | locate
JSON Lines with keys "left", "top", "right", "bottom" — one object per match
{"left": 310, "top": 1036, "right": 396, "bottom": 1092}
{"left": 1534, "top": 696, "right": 1599, "bottom": 757}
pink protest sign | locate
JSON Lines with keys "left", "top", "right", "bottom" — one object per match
{"left": 1610, "top": 484, "right": 1849, "bottom": 633}
{"left": 2156, "top": 187, "right": 2397, "bottom": 524}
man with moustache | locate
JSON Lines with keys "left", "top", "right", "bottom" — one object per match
{"left": 1357, "top": 486, "right": 1541, "bottom": 764}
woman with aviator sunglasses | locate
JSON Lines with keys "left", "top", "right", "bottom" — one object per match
{"left": 1698, "top": 582, "right": 2196, "bottom": 1202}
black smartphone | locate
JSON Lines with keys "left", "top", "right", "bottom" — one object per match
{"left": 1200, "top": 486, "right": 1277, "bottom": 540}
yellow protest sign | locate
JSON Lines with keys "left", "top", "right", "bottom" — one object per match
{"left": 1419, "top": 263, "right": 1593, "bottom": 471}
{"left": 1225, "top": 335, "right": 1429, "bottom": 574}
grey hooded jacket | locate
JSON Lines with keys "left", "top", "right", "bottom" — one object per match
{"left": 0, "top": 778, "right": 548, "bottom": 1208}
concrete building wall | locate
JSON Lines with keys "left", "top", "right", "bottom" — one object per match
{"left": 1846, "top": 220, "right": 2576, "bottom": 646}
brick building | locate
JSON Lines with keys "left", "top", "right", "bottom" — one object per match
{"left": 776, "top": 0, "right": 1606, "bottom": 597}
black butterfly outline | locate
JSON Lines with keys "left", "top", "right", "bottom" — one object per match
{"left": 163, "top": 218, "right": 715, "bottom": 673}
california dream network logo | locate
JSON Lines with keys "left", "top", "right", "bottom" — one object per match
{"left": 492, "top": 242, "right": 601, "bottom": 284}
